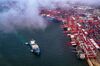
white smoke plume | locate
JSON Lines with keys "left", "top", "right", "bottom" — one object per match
{"left": 0, "top": 0, "right": 100, "bottom": 32}
{"left": 0, "top": 0, "right": 47, "bottom": 32}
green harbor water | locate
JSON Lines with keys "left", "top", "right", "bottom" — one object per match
{"left": 0, "top": 22, "right": 88, "bottom": 66}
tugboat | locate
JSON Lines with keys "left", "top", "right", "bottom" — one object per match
{"left": 25, "top": 40, "right": 40, "bottom": 55}
{"left": 76, "top": 46, "right": 85, "bottom": 60}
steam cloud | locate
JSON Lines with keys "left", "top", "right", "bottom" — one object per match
{"left": 0, "top": 0, "right": 100, "bottom": 32}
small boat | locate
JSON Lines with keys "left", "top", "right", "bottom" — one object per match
{"left": 25, "top": 40, "right": 40, "bottom": 55}
{"left": 76, "top": 46, "right": 85, "bottom": 60}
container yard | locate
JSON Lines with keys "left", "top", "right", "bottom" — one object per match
{"left": 0, "top": 0, "right": 100, "bottom": 66}
{"left": 40, "top": 4, "right": 100, "bottom": 66}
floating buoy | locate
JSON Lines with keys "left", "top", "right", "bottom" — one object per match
{"left": 25, "top": 42, "right": 28, "bottom": 45}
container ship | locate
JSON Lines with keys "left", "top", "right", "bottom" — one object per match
{"left": 40, "top": 5, "right": 100, "bottom": 66}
